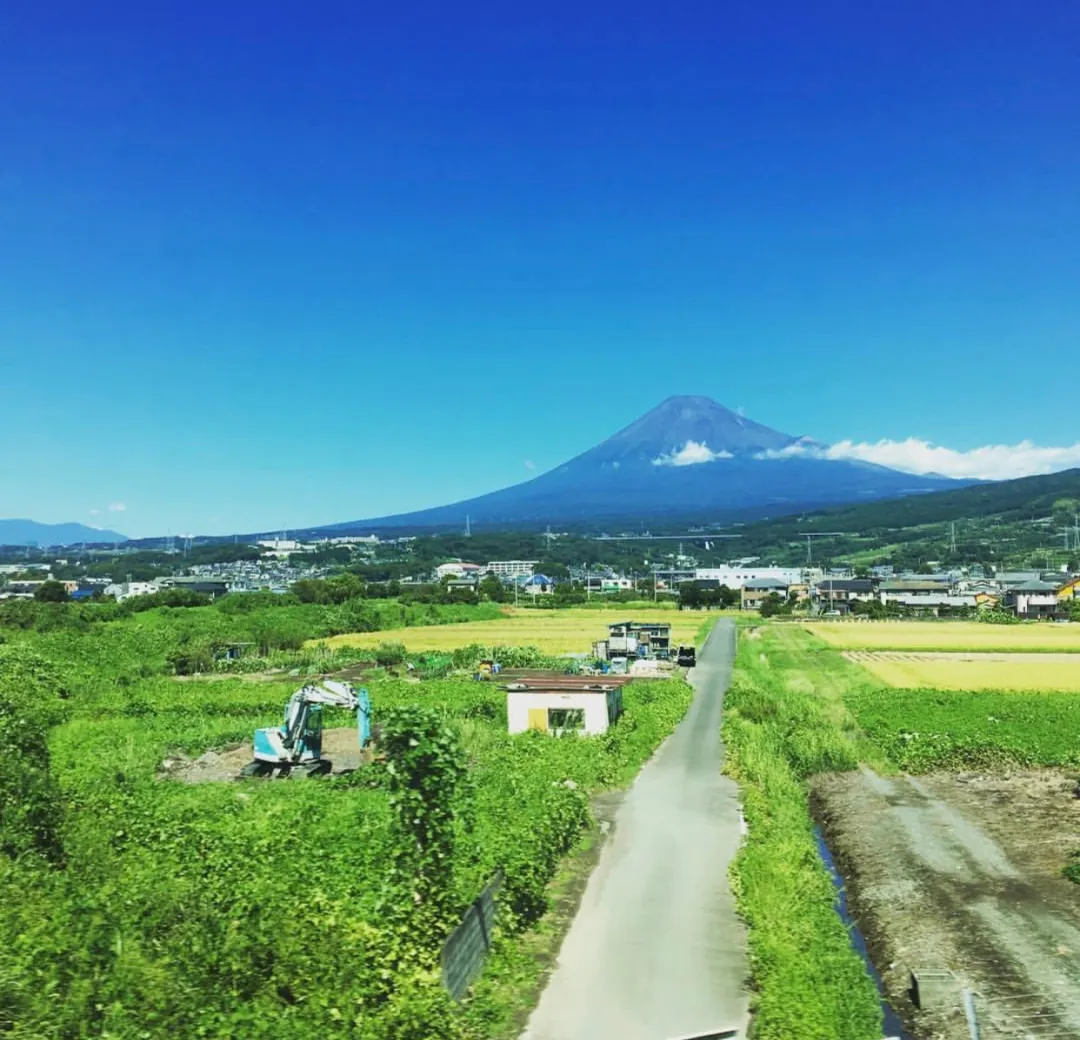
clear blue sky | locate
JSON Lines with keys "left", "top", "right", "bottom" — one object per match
{"left": 3, "top": 1, "right": 1078, "bottom": 537}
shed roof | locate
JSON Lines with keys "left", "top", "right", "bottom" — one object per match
{"left": 743, "top": 577, "right": 789, "bottom": 590}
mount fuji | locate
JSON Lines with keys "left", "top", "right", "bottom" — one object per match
{"left": 308, "top": 396, "right": 963, "bottom": 533}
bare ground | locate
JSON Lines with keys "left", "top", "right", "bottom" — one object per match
{"left": 159, "top": 726, "right": 370, "bottom": 783}
{"left": 813, "top": 768, "right": 1080, "bottom": 1039}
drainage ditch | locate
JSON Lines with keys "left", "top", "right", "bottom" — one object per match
{"left": 813, "top": 825, "right": 913, "bottom": 1040}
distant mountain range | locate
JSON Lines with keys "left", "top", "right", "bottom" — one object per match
{"left": 302, "top": 395, "right": 964, "bottom": 535}
{"left": 0, "top": 519, "right": 127, "bottom": 547}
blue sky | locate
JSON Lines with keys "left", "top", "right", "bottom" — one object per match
{"left": 2, "top": 0, "right": 1079, "bottom": 537}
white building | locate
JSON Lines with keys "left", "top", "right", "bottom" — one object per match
{"left": 694, "top": 566, "right": 810, "bottom": 590}
{"left": 105, "top": 581, "right": 160, "bottom": 602}
{"left": 486, "top": 560, "right": 538, "bottom": 578}
{"left": 507, "top": 685, "right": 623, "bottom": 736}
{"left": 436, "top": 561, "right": 484, "bottom": 579}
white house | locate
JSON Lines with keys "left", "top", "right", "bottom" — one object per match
{"left": 105, "top": 581, "right": 160, "bottom": 602}
{"left": 507, "top": 684, "right": 623, "bottom": 736}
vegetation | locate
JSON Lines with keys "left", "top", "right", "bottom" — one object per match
{"left": 847, "top": 686, "right": 1080, "bottom": 771}
{"left": 0, "top": 590, "right": 696, "bottom": 1038}
{"left": 317, "top": 606, "right": 704, "bottom": 655}
{"left": 853, "top": 654, "right": 1080, "bottom": 691}
{"left": 809, "top": 619, "right": 1080, "bottom": 652}
{"left": 722, "top": 626, "right": 886, "bottom": 1039}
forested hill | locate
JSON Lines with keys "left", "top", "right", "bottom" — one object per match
{"left": 730, "top": 468, "right": 1080, "bottom": 571}
{"left": 763, "top": 468, "right": 1080, "bottom": 532}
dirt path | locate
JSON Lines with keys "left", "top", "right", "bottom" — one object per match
{"left": 815, "top": 768, "right": 1080, "bottom": 1039}
{"left": 521, "top": 620, "right": 749, "bottom": 1040}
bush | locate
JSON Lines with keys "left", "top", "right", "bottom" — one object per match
{"left": 374, "top": 642, "right": 408, "bottom": 667}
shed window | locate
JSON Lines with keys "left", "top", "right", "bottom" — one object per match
{"left": 548, "top": 708, "right": 585, "bottom": 733}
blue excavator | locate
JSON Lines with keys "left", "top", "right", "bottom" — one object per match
{"left": 242, "top": 680, "right": 372, "bottom": 778}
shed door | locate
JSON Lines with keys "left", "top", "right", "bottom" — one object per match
{"left": 527, "top": 708, "right": 547, "bottom": 732}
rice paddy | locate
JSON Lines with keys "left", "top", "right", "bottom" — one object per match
{"left": 313, "top": 606, "right": 705, "bottom": 654}
{"left": 845, "top": 650, "right": 1080, "bottom": 691}
{"left": 808, "top": 619, "right": 1080, "bottom": 653}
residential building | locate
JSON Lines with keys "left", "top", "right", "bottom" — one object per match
{"left": 741, "top": 577, "right": 790, "bottom": 610}
{"left": 522, "top": 573, "right": 554, "bottom": 596}
{"left": 815, "top": 578, "right": 876, "bottom": 612}
{"left": 486, "top": 560, "right": 538, "bottom": 579}
{"left": 879, "top": 578, "right": 953, "bottom": 604}
{"left": 605, "top": 621, "right": 672, "bottom": 658}
{"left": 1004, "top": 580, "right": 1061, "bottom": 620}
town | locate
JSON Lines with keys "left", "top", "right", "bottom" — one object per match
{"left": 2, "top": 533, "right": 1078, "bottom": 621}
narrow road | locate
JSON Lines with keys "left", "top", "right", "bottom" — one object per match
{"left": 521, "top": 619, "right": 749, "bottom": 1040}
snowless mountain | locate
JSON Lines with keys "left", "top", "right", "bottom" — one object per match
{"left": 310, "top": 396, "right": 963, "bottom": 533}
{"left": 0, "top": 519, "right": 127, "bottom": 547}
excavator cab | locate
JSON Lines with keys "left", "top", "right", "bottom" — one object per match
{"left": 244, "top": 681, "right": 368, "bottom": 778}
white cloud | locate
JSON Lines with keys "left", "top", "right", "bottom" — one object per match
{"left": 108, "top": 502, "right": 127, "bottom": 512}
{"left": 652, "top": 440, "right": 734, "bottom": 467}
{"left": 756, "top": 438, "right": 1080, "bottom": 480}
{"left": 89, "top": 508, "right": 100, "bottom": 516}
{"left": 524, "top": 459, "right": 536, "bottom": 470}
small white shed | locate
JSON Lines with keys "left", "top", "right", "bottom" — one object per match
{"left": 506, "top": 684, "right": 623, "bottom": 736}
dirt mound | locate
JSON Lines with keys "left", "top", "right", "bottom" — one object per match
{"left": 159, "top": 727, "right": 370, "bottom": 784}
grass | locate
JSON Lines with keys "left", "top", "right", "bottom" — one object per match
{"left": 809, "top": 619, "right": 1080, "bottom": 652}
{"left": 846, "top": 685, "right": 1080, "bottom": 771}
{"left": 853, "top": 654, "right": 1080, "bottom": 691}
{"left": 313, "top": 606, "right": 704, "bottom": 654}
{"left": 722, "top": 626, "right": 887, "bottom": 1039}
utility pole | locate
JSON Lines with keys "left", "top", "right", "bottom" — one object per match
{"left": 799, "top": 532, "right": 844, "bottom": 564}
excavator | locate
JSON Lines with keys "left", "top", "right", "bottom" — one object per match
{"left": 241, "top": 680, "right": 372, "bottom": 778}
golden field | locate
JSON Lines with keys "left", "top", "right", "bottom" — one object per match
{"left": 847, "top": 651, "right": 1080, "bottom": 691}
{"left": 808, "top": 620, "right": 1080, "bottom": 653}
{"left": 313, "top": 606, "right": 706, "bottom": 654}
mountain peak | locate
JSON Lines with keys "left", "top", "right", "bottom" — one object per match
{"left": 595, "top": 395, "right": 795, "bottom": 461}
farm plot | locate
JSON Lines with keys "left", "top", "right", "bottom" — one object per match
{"left": 846, "top": 651, "right": 1080, "bottom": 691}
{"left": 809, "top": 620, "right": 1080, "bottom": 653}
{"left": 314, "top": 606, "right": 703, "bottom": 655}
{"left": 821, "top": 653, "right": 1080, "bottom": 1038}
{"left": 0, "top": 633, "right": 697, "bottom": 1039}
{"left": 815, "top": 769, "right": 1080, "bottom": 1040}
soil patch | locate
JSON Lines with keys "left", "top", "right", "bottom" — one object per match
{"left": 813, "top": 767, "right": 1080, "bottom": 1039}
{"left": 159, "top": 726, "right": 369, "bottom": 783}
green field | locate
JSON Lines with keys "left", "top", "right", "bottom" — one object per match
{"left": 0, "top": 598, "right": 703, "bottom": 1039}
{"left": 722, "top": 623, "right": 1080, "bottom": 1037}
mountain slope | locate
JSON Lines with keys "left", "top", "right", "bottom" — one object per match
{"left": 0, "top": 519, "right": 128, "bottom": 546}
{"left": 307, "top": 396, "right": 963, "bottom": 534}
{"left": 718, "top": 467, "right": 1080, "bottom": 570}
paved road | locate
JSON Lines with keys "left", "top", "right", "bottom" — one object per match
{"left": 521, "top": 620, "right": 749, "bottom": 1040}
